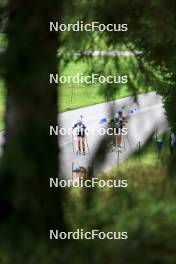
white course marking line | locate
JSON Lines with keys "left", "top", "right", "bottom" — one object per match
{"left": 59, "top": 139, "right": 73, "bottom": 147}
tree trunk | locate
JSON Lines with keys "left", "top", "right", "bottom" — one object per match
{"left": 0, "top": 0, "right": 64, "bottom": 233}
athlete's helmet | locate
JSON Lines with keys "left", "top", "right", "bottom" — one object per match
{"left": 117, "top": 109, "right": 123, "bottom": 114}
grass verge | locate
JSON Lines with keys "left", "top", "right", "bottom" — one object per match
{"left": 0, "top": 57, "right": 151, "bottom": 129}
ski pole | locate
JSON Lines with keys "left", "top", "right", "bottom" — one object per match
{"left": 124, "top": 133, "right": 130, "bottom": 150}
{"left": 72, "top": 130, "right": 74, "bottom": 153}
{"left": 123, "top": 135, "right": 126, "bottom": 150}
{"left": 117, "top": 148, "right": 120, "bottom": 165}
{"left": 85, "top": 134, "right": 90, "bottom": 153}
{"left": 72, "top": 162, "right": 74, "bottom": 180}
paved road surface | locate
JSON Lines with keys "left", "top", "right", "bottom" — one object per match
{"left": 0, "top": 92, "right": 167, "bottom": 178}
{"left": 59, "top": 92, "right": 167, "bottom": 179}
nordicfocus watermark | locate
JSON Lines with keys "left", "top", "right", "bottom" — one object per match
{"left": 50, "top": 229, "right": 128, "bottom": 240}
{"left": 50, "top": 73, "right": 128, "bottom": 84}
{"left": 50, "top": 21, "right": 128, "bottom": 32}
{"left": 50, "top": 177, "right": 128, "bottom": 188}
{"left": 50, "top": 126, "right": 128, "bottom": 136}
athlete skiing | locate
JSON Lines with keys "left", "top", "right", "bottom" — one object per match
{"left": 109, "top": 109, "right": 128, "bottom": 150}
{"left": 169, "top": 130, "right": 176, "bottom": 155}
{"left": 72, "top": 117, "right": 87, "bottom": 155}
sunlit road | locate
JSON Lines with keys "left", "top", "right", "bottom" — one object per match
{"left": 59, "top": 92, "right": 167, "bottom": 179}
{"left": 0, "top": 92, "right": 167, "bottom": 179}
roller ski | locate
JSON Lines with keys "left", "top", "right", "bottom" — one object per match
{"left": 109, "top": 143, "right": 123, "bottom": 153}
{"left": 76, "top": 145, "right": 86, "bottom": 156}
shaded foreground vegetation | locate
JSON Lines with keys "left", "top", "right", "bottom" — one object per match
{"left": 1, "top": 0, "right": 176, "bottom": 262}
{"left": 1, "top": 138, "right": 176, "bottom": 263}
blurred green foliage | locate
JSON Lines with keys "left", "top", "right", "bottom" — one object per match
{"left": 0, "top": 51, "right": 152, "bottom": 128}
{"left": 1, "top": 138, "right": 176, "bottom": 263}
{"left": 0, "top": 33, "right": 7, "bottom": 49}
{"left": 1, "top": 0, "right": 176, "bottom": 262}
